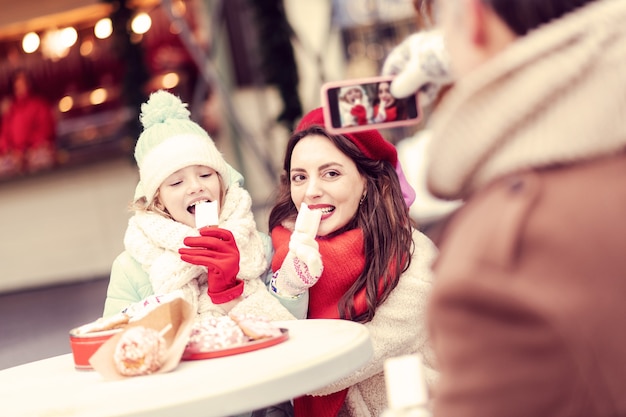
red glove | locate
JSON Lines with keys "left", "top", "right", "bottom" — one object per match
{"left": 350, "top": 104, "right": 368, "bottom": 125}
{"left": 179, "top": 227, "right": 243, "bottom": 304}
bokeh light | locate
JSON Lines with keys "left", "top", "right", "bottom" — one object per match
{"left": 22, "top": 32, "right": 40, "bottom": 53}
{"left": 162, "top": 72, "right": 180, "bottom": 89}
{"left": 131, "top": 12, "right": 152, "bottom": 34}
{"left": 94, "top": 18, "right": 113, "bottom": 39}
{"left": 58, "top": 96, "right": 74, "bottom": 112}
{"left": 89, "top": 88, "right": 108, "bottom": 105}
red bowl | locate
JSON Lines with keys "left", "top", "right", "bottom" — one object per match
{"left": 69, "top": 328, "right": 122, "bottom": 370}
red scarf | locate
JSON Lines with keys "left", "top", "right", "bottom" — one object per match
{"left": 271, "top": 226, "right": 367, "bottom": 417}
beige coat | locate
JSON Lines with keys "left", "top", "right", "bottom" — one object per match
{"left": 430, "top": 154, "right": 626, "bottom": 417}
{"left": 310, "top": 230, "right": 438, "bottom": 417}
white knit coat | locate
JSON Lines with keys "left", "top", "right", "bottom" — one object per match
{"left": 309, "top": 229, "right": 439, "bottom": 417}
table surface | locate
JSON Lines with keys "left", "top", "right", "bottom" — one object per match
{"left": 1, "top": 318, "right": 373, "bottom": 417}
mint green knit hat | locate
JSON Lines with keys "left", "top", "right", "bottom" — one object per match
{"left": 133, "top": 90, "right": 229, "bottom": 203}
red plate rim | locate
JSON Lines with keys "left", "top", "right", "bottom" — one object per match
{"left": 182, "top": 328, "right": 289, "bottom": 360}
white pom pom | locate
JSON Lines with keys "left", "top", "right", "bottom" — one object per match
{"left": 140, "top": 90, "right": 190, "bottom": 130}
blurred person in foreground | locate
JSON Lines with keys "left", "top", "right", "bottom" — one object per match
{"left": 392, "top": 0, "right": 626, "bottom": 416}
{"left": 0, "top": 69, "right": 57, "bottom": 177}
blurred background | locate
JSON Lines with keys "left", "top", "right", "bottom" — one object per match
{"left": 0, "top": 0, "right": 425, "bottom": 369}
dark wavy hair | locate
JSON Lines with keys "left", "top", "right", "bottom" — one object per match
{"left": 268, "top": 126, "right": 415, "bottom": 323}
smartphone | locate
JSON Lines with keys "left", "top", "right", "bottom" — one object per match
{"left": 321, "top": 76, "right": 422, "bottom": 134}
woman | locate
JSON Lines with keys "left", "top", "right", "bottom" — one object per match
{"left": 371, "top": 81, "right": 407, "bottom": 123}
{"left": 268, "top": 107, "right": 437, "bottom": 417}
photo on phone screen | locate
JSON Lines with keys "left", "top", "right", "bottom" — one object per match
{"left": 321, "top": 76, "right": 422, "bottom": 134}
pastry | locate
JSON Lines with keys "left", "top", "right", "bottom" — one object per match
{"left": 114, "top": 326, "right": 167, "bottom": 376}
{"left": 230, "top": 313, "right": 282, "bottom": 340}
{"left": 185, "top": 316, "right": 247, "bottom": 352}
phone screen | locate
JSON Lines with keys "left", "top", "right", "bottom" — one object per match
{"left": 322, "top": 76, "right": 421, "bottom": 134}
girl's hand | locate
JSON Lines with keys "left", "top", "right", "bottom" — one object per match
{"left": 350, "top": 104, "right": 368, "bottom": 125}
{"left": 179, "top": 227, "right": 244, "bottom": 304}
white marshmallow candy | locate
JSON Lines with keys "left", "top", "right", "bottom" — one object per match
{"left": 295, "top": 202, "right": 322, "bottom": 238}
{"left": 195, "top": 200, "right": 219, "bottom": 229}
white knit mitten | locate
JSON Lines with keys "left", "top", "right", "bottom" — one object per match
{"left": 272, "top": 231, "right": 323, "bottom": 297}
{"left": 373, "top": 104, "right": 387, "bottom": 123}
{"left": 272, "top": 204, "right": 323, "bottom": 297}
{"left": 382, "top": 30, "right": 453, "bottom": 105}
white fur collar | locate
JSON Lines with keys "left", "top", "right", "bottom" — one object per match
{"left": 427, "top": 0, "right": 626, "bottom": 199}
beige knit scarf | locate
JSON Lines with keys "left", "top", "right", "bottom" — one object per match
{"left": 427, "top": 0, "right": 626, "bottom": 200}
{"left": 124, "top": 182, "right": 268, "bottom": 318}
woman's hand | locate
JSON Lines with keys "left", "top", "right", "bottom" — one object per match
{"left": 272, "top": 230, "right": 323, "bottom": 297}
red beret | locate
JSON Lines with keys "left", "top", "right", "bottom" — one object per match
{"left": 295, "top": 107, "right": 398, "bottom": 166}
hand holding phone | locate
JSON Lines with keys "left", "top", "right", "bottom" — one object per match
{"left": 381, "top": 30, "right": 453, "bottom": 105}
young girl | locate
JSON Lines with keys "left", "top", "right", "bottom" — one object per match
{"left": 103, "top": 90, "right": 294, "bottom": 323}
{"left": 337, "top": 85, "right": 373, "bottom": 127}
{"left": 268, "top": 107, "right": 437, "bottom": 417}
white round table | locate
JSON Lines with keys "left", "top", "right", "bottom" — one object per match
{"left": 1, "top": 318, "right": 372, "bottom": 417}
